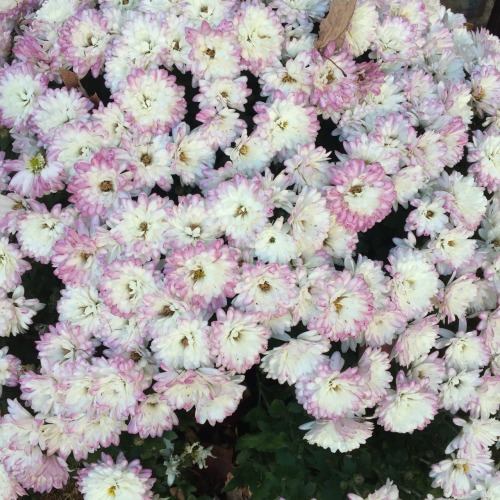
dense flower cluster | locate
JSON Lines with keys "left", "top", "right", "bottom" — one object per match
{"left": 0, "top": 0, "right": 499, "bottom": 498}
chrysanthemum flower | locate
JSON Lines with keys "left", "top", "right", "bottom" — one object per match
{"left": 165, "top": 239, "right": 239, "bottom": 308}
{"left": 100, "top": 258, "right": 158, "bottom": 319}
{"left": 210, "top": 307, "right": 271, "bottom": 373}
{"left": 296, "top": 353, "right": 366, "bottom": 419}
{"left": 151, "top": 312, "right": 212, "bottom": 370}
{"left": 112, "top": 68, "right": 186, "bottom": 135}
{"left": 386, "top": 247, "right": 439, "bottom": 320}
{"left": 224, "top": 129, "right": 274, "bottom": 174}
{"left": 261, "top": 330, "right": 330, "bottom": 385}
{"left": 253, "top": 93, "right": 319, "bottom": 157}
{"left": 0, "top": 237, "right": 31, "bottom": 293}
{"left": 58, "top": 8, "right": 111, "bottom": 78}
{"left": 289, "top": 187, "right": 330, "bottom": 254}
{"left": 252, "top": 217, "right": 298, "bottom": 264}
{"left": 0, "top": 286, "right": 44, "bottom": 337}
{"left": 310, "top": 44, "right": 358, "bottom": 116}
{"left": 68, "top": 148, "right": 133, "bottom": 218}
{"left": 17, "top": 204, "right": 75, "bottom": 264}
{"left": 117, "top": 133, "right": 172, "bottom": 192}
{"left": 233, "top": 261, "right": 298, "bottom": 318}
{"left": 348, "top": 479, "right": 399, "bottom": 500}
{"left": 30, "top": 87, "right": 93, "bottom": 142}
{"left": 194, "top": 76, "right": 251, "bottom": 111}
{"left": 4, "top": 150, "right": 64, "bottom": 198}
{"left": 375, "top": 371, "right": 439, "bottom": 433}
{"left": 77, "top": 453, "right": 155, "bottom": 499}
{"left": 166, "top": 122, "right": 216, "bottom": 185}
{"left": 405, "top": 195, "right": 449, "bottom": 237}
{"left": 107, "top": 193, "right": 170, "bottom": 262}
{"left": 468, "top": 129, "right": 500, "bottom": 193}
{"left": 233, "top": 1, "right": 284, "bottom": 73}
{"left": 185, "top": 20, "right": 241, "bottom": 82}
{"left": 207, "top": 174, "right": 273, "bottom": 245}
{"left": 430, "top": 452, "right": 494, "bottom": 499}
{"left": 325, "top": 159, "right": 396, "bottom": 233}
{"left": 309, "top": 270, "right": 374, "bottom": 342}
{"left": 440, "top": 368, "right": 482, "bottom": 414}
{"left": 46, "top": 119, "right": 110, "bottom": 178}
{"left": 0, "top": 62, "right": 48, "bottom": 130}
{"left": 300, "top": 417, "right": 374, "bottom": 454}
{"left": 393, "top": 315, "right": 439, "bottom": 368}
{"left": 127, "top": 393, "right": 178, "bottom": 439}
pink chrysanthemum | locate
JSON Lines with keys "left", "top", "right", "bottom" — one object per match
{"left": 4, "top": 150, "right": 64, "bottom": 198}
{"left": 58, "top": 8, "right": 111, "bottom": 78}
{"left": 30, "top": 87, "right": 93, "bottom": 142}
{"left": 107, "top": 193, "right": 170, "bottom": 262}
{"left": 51, "top": 225, "right": 105, "bottom": 287}
{"left": 112, "top": 68, "right": 186, "bottom": 135}
{"left": 233, "top": 261, "right": 299, "bottom": 318}
{"left": 77, "top": 453, "right": 155, "bottom": 499}
{"left": 68, "top": 148, "right": 133, "bottom": 218}
{"left": 300, "top": 417, "right": 374, "bottom": 454}
{"left": 308, "top": 270, "right": 374, "bottom": 342}
{"left": 325, "top": 159, "right": 396, "bottom": 233}
{"left": 296, "top": 353, "right": 366, "bottom": 419}
{"left": 468, "top": 128, "right": 500, "bottom": 193}
{"left": 127, "top": 393, "right": 178, "bottom": 439}
{"left": 164, "top": 239, "right": 239, "bottom": 309}
{"left": 100, "top": 258, "right": 158, "bottom": 319}
{"left": 0, "top": 237, "right": 31, "bottom": 292}
{"left": 185, "top": 20, "right": 241, "bottom": 82}
{"left": 310, "top": 44, "right": 358, "bottom": 116}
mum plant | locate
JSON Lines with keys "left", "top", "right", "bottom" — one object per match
{"left": 0, "top": 0, "right": 499, "bottom": 498}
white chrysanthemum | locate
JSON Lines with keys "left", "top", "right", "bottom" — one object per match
{"left": 440, "top": 368, "right": 482, "bottom": 413}
{"left": 261, "top": 331, "right": 330, "bottom": 385}
{"left": 441, "top": 330, "right": 490, "bottom": 371}
{"left": 151, "top": 315, "right": 211, "bottom": 370}
{"left": 168, "top": 126, "right": 216, "bottom": 185}
{"left": 235, "top": 3, "right": 283, "bottom": 71}
{"left": 57, "top": 286, "right": 106, "bottom": 334}
{"left": 364, "top": 307, "right": 406, "bottom": 347}
{"left": 17, "top": 210, "right": 73, "bottom": 264}
{"left": 344, "top": 0, "right": 379, "bottom": 57}
{"left": 77, "top": 453, "right": 154, "bottom": 499}
{"left": 348, "top": 479, "right": 399, "bottom": 500}
{"left": 393, "top": 316, "right": 439, "bottom": 367}
{"left": 0, "top": 65, "right": 47, "bottom": 130}
{"left": 252, "top": 217, "right": 298, "bottom": 264}
{"left": 258, "top": 97, "right": 318, "bottom": 156}
{"left": 388, "top": 248, "right": 439, "bottom": 320}
{"left": 300, "top": 417, "right": 374, "bottom": 454}
{"left": 445, "top": 418, "right": 500, "bottom": 455}
{"left": 430, "top": 453, "right": 494, "bottom": 499}
{"left": 35, "top": 0, "right": 85, "bottom": 23}
{"left": 428, "top": 227, "right": 476, "bottom": 271}
{"left": 211, "top": 308, "right": 270, "bottom": 373}
{"left": 289, "top": 187, "right": 330, "bottom": 254}
{"left": 376, "top": 373, "right": 438, "bottom": 433}
{"left": 225, "top": 130, "right": 273, "bottom": 174}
